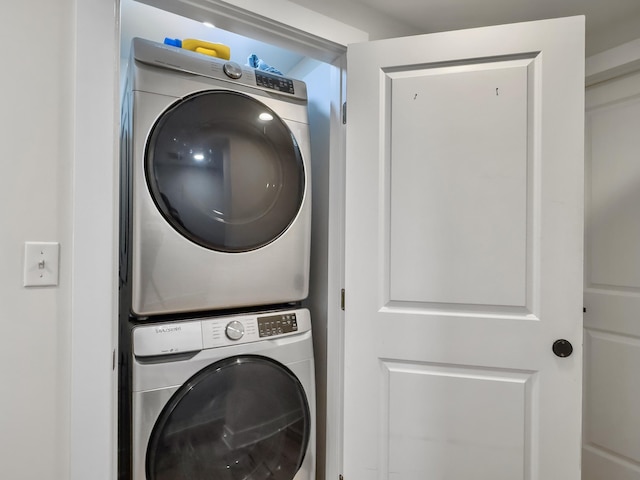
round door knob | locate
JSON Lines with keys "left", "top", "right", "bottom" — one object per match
{"left": 552, "top": 339, "right": 573, "bottom": 358}
{"left": 223, "top": 61, "right": 243, "bottom": 79}
{"left": 225, "top": 320, "right": 245, "bottom": 341}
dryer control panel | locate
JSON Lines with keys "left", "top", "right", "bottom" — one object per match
{"left": 132, "top": 37, "right": 307, "bottom": 101}
{"left": 255, "top": 72, "right": 296, "bottom": 94}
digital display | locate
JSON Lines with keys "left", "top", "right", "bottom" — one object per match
{"left": 257, "top": 313, "right": 298, "bottom": 337}
{"left": 256, "top": 72, "right": 295, "bottom": 94}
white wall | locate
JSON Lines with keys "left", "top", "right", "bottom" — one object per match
{"left": 0, "top": 1, "right": 74, "bottom": 479}
{"left": 0, "top": 1, "right": 118, "bottom": 479}
{"left": 587, "top": 13, "right": 640, "bottom": 56}
{"left": 581, "top": 36, "right": 640, "bottom": 480}
{"left": 286, "top": 0, "right": 421, "bottom": 40}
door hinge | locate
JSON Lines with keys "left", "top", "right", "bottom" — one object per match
{"left": 341, "top": 288, "right": 345, "bottom": 311}
{"left": 342, "top": 102, "right": 347, "bottom": 124}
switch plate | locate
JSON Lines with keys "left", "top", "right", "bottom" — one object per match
{"left": 23, "top": 242, "right": 59, "bottom": 287}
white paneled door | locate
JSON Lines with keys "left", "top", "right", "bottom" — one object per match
{"left": 344, "top": 16, "right": 585, "bottom": 480}
{"left": 583, "top": 68, "right": 640, "bottom": 479}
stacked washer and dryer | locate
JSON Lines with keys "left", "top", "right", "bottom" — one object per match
{"left": 119, "top": 37, "right": 315, "bottom": 480}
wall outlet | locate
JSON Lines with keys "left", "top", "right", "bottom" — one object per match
{"left": 23, "top": 242, "right": 60, "bottom": 287}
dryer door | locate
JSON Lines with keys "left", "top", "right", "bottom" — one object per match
{"left": 146, "top": 355, "right": 311, "bottom": 480}
{"left": 145, "top": 90, "right": 305, "bottom": 252}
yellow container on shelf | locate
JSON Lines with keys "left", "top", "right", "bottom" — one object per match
{"left": 164, "top": 38, "right": 231, "bottom": 60}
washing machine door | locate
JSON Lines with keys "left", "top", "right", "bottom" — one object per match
{"left": 146, "top": 355, "right": 311, "bottom": 480}
{"left": 145, "top": 90, "right": 305, "bottom": 253}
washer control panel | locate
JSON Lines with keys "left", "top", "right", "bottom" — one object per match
{"left": 133, "top": 309, "right": 311, "bottom": 357}
{"left": 133, "top": 321, "right": 203, "bottom": 357}
{"left": 201, "top": 308, "right": 309, "bottom": 350}
{"left": 203, "top": 317, "right": 258, "bottom": 347}
{"left": 257, "top": 312, "right": 298, "bottom": 337}
{"left": 225, "top": 320, "right": 245, "bottom": 340}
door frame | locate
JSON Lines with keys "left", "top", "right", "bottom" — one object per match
{"left": 71, "top": 2, "right": 360, "bottom": 480}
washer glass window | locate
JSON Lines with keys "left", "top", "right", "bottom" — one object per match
{"left": 146, "top": 91, "right": 305, "bottom": 252}
{"left": 146, "top": 355, "right": 311, "bottom": 480}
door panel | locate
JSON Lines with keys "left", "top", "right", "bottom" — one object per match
{"left": 384, "top": 362, "right": 534, "bottom": 480}
{"left": 583, "top": 68, "right": 640, "bottom": 480}
{"left": 388, "top": 58, "right": 530, "bottom": 308}
{"left": 345, "top": 16, "right": 584, "bottom": 480}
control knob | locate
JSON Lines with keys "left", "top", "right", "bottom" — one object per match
{"left": 225, "top": 320, "right": 245, "bottom": 341}
{"left": 223, "top": 61, "right": 243, "bottom": 79}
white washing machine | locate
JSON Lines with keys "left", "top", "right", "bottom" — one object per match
{"left": 131, "top": 308, "right": 315, "bottom": 480}
{"left": 121, "top": 38, "right": 311, "bottom": 317}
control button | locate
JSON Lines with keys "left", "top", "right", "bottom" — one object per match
{"left": 223, "top": 62, "right": 243, "bottom": 79}
{"left": 225, "top": 320, "right": 245, "bottom": 341}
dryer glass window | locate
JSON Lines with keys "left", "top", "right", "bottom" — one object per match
{"left": 146, "top": 355, "right": 311, "bottom": 480}
{"left": 145, "top": 91, "right": 305, "bottom": 252}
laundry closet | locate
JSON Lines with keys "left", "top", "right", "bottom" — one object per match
{"left": 118, "top": 1, "right": 340, "bottom": 479}
{"left": 117, "top": 4, "right": 587, "bottom": 480}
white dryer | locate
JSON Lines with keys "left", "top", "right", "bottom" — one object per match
{"left": 120, "top": 38, "right": 311, "bottom": 317}
{"left": 131, "top": 308, "right": 315, "bottom": 480}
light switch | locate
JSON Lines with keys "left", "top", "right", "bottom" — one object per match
{"left": 23, "top": 242, "right": 59, "bottom": 287}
